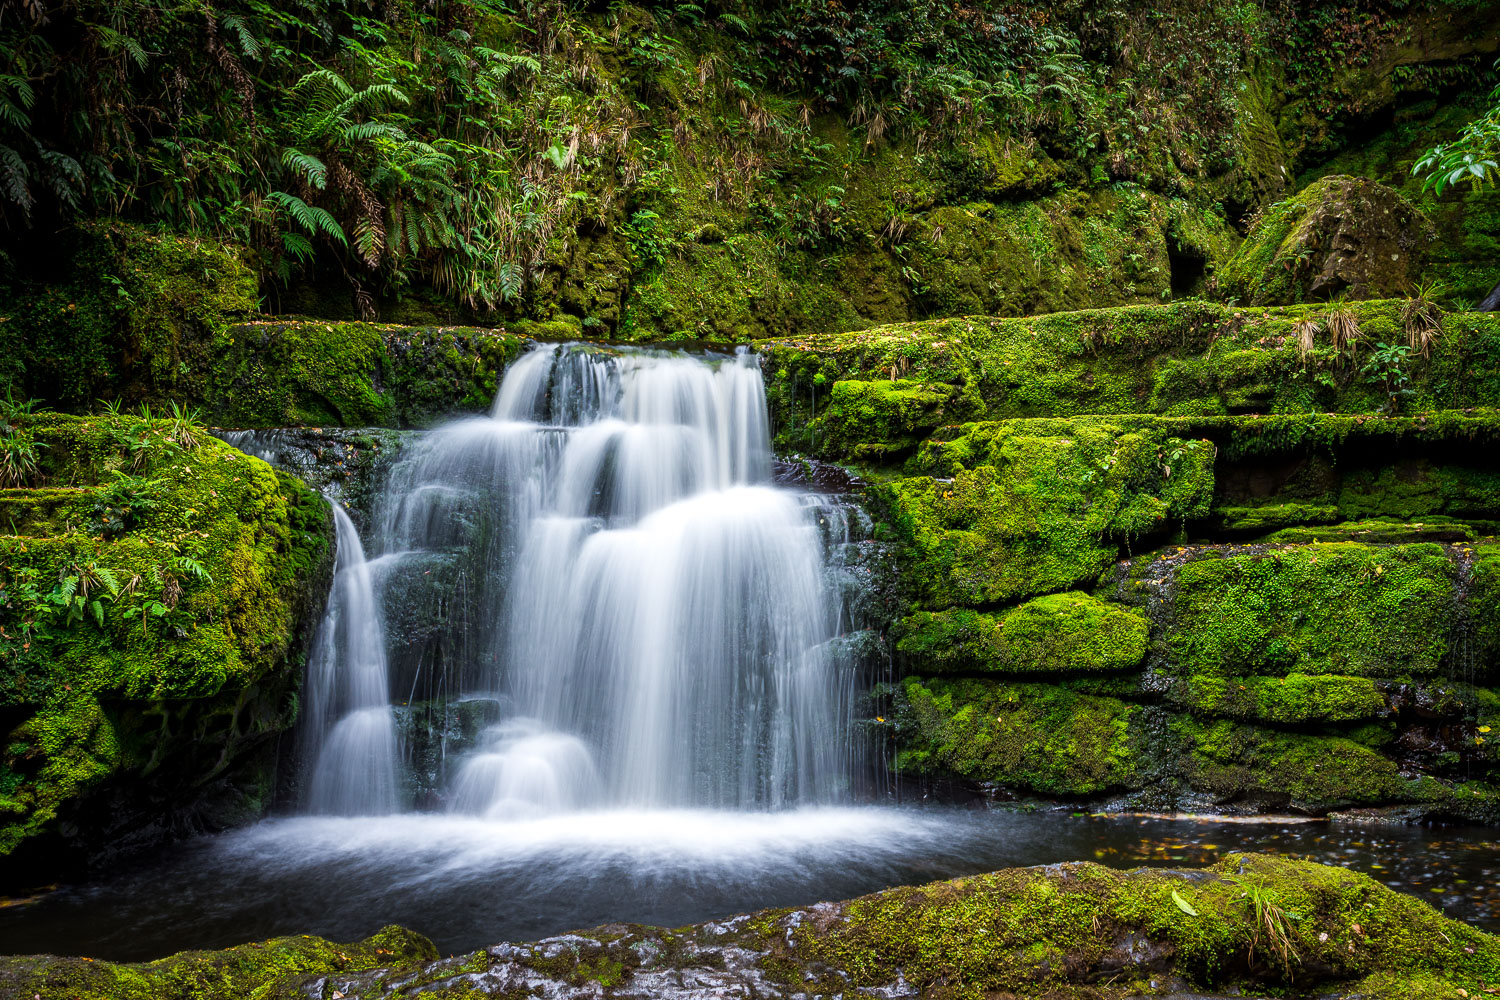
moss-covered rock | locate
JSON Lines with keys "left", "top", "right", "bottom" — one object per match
{"left": 1165, "top": 542, "right": 1456, "bottom": 679}
{"left": 1172, "top": 715, "right": 1409, "bottom": 808}
{"left": 1217, "top": 175, "right": 1436, "bottom": 305}
{"left": 897, "top": 676, "right": 1141, "bottom": 796}
{"left": 0, "top": 925, "right": 436, "bottom": 1000}
{"left": 0, "top": 223, "right": 531, "bottom": 428}
{"left": 0, "top": 411, "right": 332, "bottom": 864}
{"left": 1164, "top": 672, "right": 1390, "bottom": 724}
{"left": 761, "top": 302, "right": 1500, "bottom": 459}
{"left": 0, "top": 222, "right": 257, "bottom": 412}
{"left": 210, "top": 319, "right": 528, "bottom": 428}
{"left": 875, "top": 417, "right": 1214, "bottom": 607}
{"left": 895, "top": 592, "right": 1147, "bottom": 676}
{"left": 25, "top": 855, "right": 1488, "bottom": 999}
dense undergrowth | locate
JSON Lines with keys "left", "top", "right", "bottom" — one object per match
{"left": 1, "top": 0, "right": 1496, "bottom": 345}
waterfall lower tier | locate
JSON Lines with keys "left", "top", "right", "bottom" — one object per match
{"left": 302, "top": 506, "right": 401, "bottom": 815}
{"left": 300, "top": 343, "right": 862, "bottom": 817}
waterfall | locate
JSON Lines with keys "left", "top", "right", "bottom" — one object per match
{"left": 302, "top": 506, "right": 401, "bottom": 815}
{"left": 306, "top": 343, "right": 857, "bottom": 817}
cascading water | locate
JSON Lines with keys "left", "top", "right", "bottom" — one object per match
{"left": 301, "top": 506, "right": 401, "bottom": 815}
{"left": 308, "top": 343, "right": 861, "bottom": 817}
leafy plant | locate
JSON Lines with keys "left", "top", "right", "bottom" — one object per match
{"left": 1401, "top": 281, "right": 1444, "bottom": 358}
{"left": 1361, "top": 341, "right": 1415, "bottom": 413}
{"left": 1224, "top": 876, "right": 1302, "bottom": 974}
{"left": 1415, "top": 61, "right": 1500, "bottom": 195}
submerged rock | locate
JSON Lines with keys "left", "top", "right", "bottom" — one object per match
{"left": 3, "top": 855, "right": 1496, "bottom": 998}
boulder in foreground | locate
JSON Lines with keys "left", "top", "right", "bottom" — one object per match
{"left": 3, "top": 854, "right": 1497, "bottom": 998}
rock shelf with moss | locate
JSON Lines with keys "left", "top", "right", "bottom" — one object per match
{"left": 0, "top": 412, "right": 332, "bottom": 867}
{"left": 4, "top": 855, "right": 1497, "bottom": 999}
{"left": 759, "top": 301, "right": 1500, "bottom": 460}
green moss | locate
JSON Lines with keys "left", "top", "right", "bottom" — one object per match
{"left": 815, "top": 378, "right": 979, "bottom": 461}
{"left": 1173, "top": 715, "right": 1408, "bottom": 806}
{"left": 760, "top": 302, "right": 1500, "bottom": 460}
{"left": 1216, "top": 175, "right": 1434, "bottom": 306}
{"left": 876, "top": 417, "right": 1214, "bottom": 606}
{"left": 0, "top": 222, "right": 257, "bottom": 412}
{"left": 0, "top": 925, "right": 436, "bottom": 1000}
{"left": 786, "top": 853, "right": 1500, "bottom": 997}
{"left": 1167, "top": 542, "right": 1455, "bottom": 678}
{"left": 0, "top": 412, "right": 332, "bottom": 855}
{"left": 1166, "top": 672, "right": 1389, "bottom": 724}
{"left": 897, "top": 676, "right": 1140, "bottom": 795}
{"left": 895, "top": 592, "right": 1147, "bottom": 675}
{"left": 210, "top": 319, "right": 528, "bottom": 428}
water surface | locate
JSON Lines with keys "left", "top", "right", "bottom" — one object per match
{"left": 3, "top": 808, "right": 1494, "bottom": 960}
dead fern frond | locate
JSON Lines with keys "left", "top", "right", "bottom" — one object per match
{"left": 1292, "top": 318, "right": 1320, "bottom": 359}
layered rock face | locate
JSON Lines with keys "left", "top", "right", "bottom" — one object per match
{"left": 3, "top": 855, "right": 1497, "bottom": 999}
{"left": 761, "top": 300, "right": 1500, "bottom": 819}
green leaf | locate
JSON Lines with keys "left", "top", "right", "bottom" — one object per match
{"left": 1171, "top": 889, "right": 1199, "bottom": 916}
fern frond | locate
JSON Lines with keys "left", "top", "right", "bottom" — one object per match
{"left": 267, "top": 191, "right": 348, "bottom": 245}
{"left": 281, "top": 148, "right": 328, "bottom": 189}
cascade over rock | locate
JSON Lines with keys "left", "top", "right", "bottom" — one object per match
{"left": 307, "top": 343, "right": 861, "bottom": 815}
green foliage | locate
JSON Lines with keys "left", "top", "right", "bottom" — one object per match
{"left": 1415, "top": 62, "right": 1500, "bottom": 195}
{"left": 1361, "top": 340, "right": 1415, "bottom": 412}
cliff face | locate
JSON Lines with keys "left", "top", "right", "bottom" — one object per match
{"left": 759, "top": 301, "right": 1500, "bottom": 817}
{"left": 1, "top": 1, "right": 1497, "bottom": 358}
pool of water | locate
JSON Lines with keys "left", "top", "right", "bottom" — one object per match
{"left": 2, "top": 807, "right": 1495, "bottom": 961}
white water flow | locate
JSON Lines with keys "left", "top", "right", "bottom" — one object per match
{"left": 302, "top": 506, "right": 400, "bottom": 815}
{"left": 369, "top": 344, "right": 853, "bottom": 815}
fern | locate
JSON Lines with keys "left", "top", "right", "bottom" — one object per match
{"left": 267, "top": 191, "right": 348, "bottom": 245}
{"left": 221, "top": 13, "right": 263, "bottom": 60}
{"left": 281, "top": 149, "right": 329, "bottom": 189}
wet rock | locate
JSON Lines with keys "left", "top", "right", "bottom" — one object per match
{"left": 6, "top": 855, "right": 1496, "bottom": 999}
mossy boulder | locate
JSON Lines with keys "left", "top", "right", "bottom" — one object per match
{"left": 0, "top": 412, "right": 332, "bottom": 865}
{"left": 876, "top": 417, "right": 1214, "bottom": 607}
{"left": 897, "top": 677, "right": 1141, "bottom": 796}
{"left": 0, "top": 925, "right": 436, "bottom": 1000}
{"left": 1217, "top": 175, "right": 1435, "bottom": 305}
{"left": 1166, "top": 542, "right": 1456, "bottom": 679}
{"left": 895, "top": 592, "right": 1147, "bottom": 675}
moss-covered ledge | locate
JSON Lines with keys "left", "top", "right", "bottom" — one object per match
{"left": 4, "top": 855, "right": 1495, "bottom": 999}
{"left": 758, "top": 301, "right": 1500, "bottom": 461}
{"left": 0, "top": 411, "right": 333, "bottom": 868}
{"left": 895, "top": 593, "right": 1148, "bottom": 675}
{"left": 0, "top": 925, "right": 436, "bottom": 1000}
